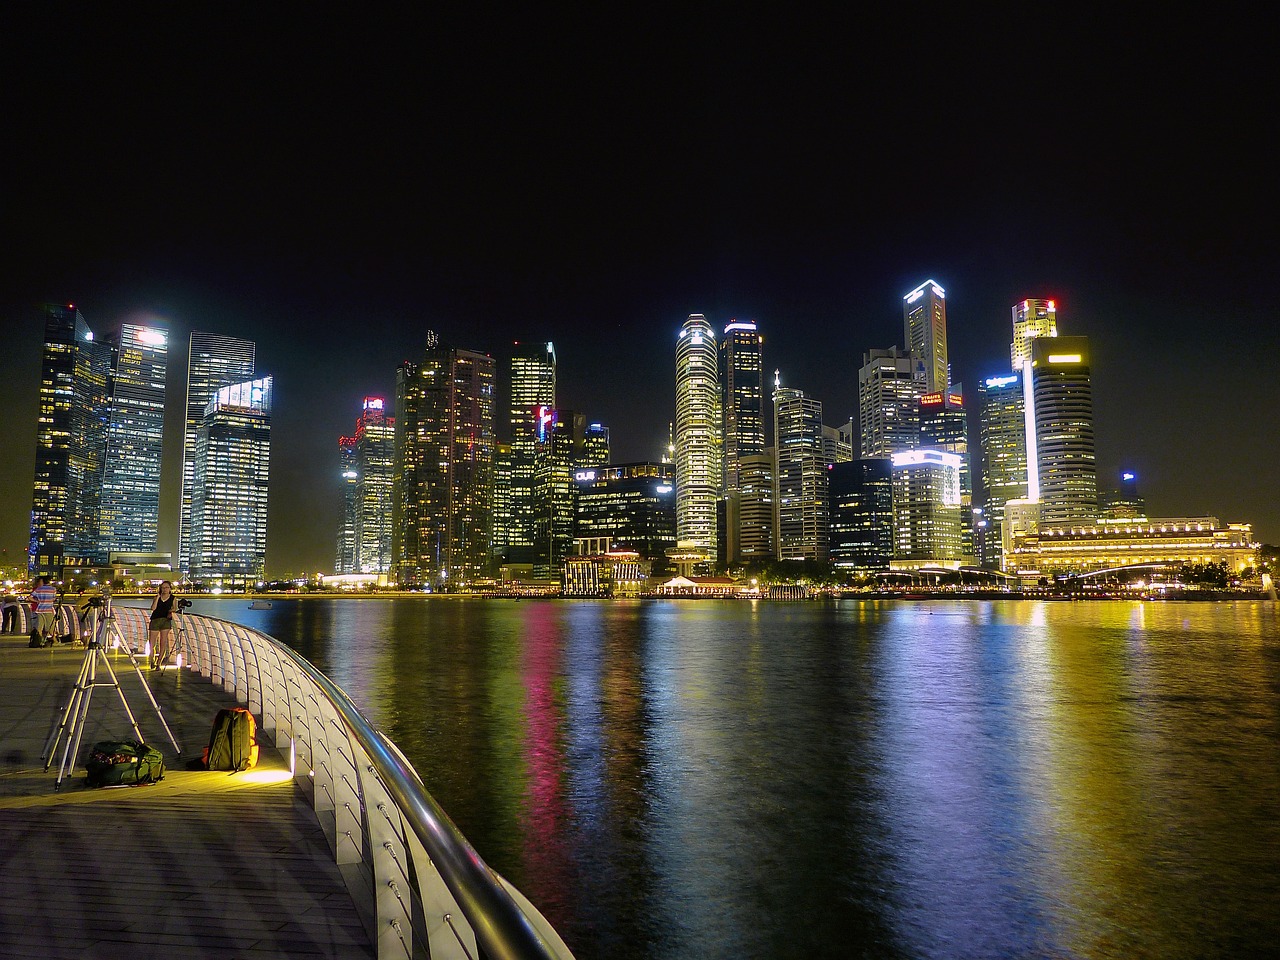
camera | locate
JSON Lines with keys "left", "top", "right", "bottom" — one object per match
{"left": 86, "top": 595, "right": 104, "bottom": 608}
{"left": 177, "top": 598, "right": 193, "bottom": 610}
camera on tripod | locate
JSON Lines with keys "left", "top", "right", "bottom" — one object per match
{"left": 85, "top": 595, "right": 104, "bottom": 608}
{"left": 177, "top": 598, "right": 193, "bottom": 610}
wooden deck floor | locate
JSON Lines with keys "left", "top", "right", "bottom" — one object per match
{"left": 0, "top": 632, "right": 374, "bottom": 959}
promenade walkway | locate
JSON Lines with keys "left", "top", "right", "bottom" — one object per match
{"left": 0, "top": 632, "right": 374, "bottom": 959}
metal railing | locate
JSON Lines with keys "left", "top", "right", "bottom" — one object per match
{"left": 109, "top": 608, "right": 575, "bottom": 960}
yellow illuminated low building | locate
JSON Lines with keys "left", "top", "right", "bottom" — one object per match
{"left": 1006, "top": 516, "right": 1258, "bottom": 580}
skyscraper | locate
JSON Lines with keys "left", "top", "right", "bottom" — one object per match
{"left": 919, "top": 389, "right": 971, "bottom": 557}
{"left": 336, "top": 435, "right": 359, "bottom": 574}
{"left": 720, "top": 320, "right": 765, "bottom": 562}
{"left": 903, "top": 280, "right": 948, "bottom": 392}
{"left": 1028, "top": 336, "right": 1098, "bottom": 526}
{"left": 573, "top": 462, "right": 677, "bottom": 565}
{"left": 829, "top": 459, "right": 894, "bottom": 572}
{"left": 858, "top": 346, "right": 923, "bottom": 459}
{"left": 774, "top": 375, "right": 828, "bottom": 561}
{"left": 335, "top": 397, "right": 395, "bottom": 574}
{"left": 29, "top": 304, "right": 110, "bottom": 577}
{"left": 976, "top": 374, "right": 1028, "bottom": 568}
{"left": 736, "top": 453, "right": 775, "bottom": 562}
{"left": 891, "top": 449, "right": 964, "bottom": 562}
{"left": 181, "top": 332, "right": 256, "bottom": 573}
{"left": 392, "top": 335, "right": 495, "bottom": 589}
{"left": 674, "top": 314, "right": 721, "bottom": 561}
{"left": 189, "top": 377, "right": 273, "bottom": 585}
{"left": 94, "top": 321, "right": 168, "bottom": 559}
{"left": 532, "top": 408, "right": 585, "bottom": 579}
{"left": 1010, "top": 298, "right": 1058, "bottom": 371}
{"left": 502, "top": 342, "right": 556, "bottom": 564}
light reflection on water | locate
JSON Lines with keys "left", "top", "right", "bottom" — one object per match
{"left": 194, "top": 597, "right": 1280, "bottom": 960}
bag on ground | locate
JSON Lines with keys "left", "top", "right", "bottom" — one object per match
{"left": 202, "top": 707, "right": 259, "bottom": 771}
{"left": 86, "top": 741, "right": 165, "bottom": 786}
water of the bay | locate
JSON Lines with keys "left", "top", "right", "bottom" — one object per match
{"left": 193, "top": 597, "right": 1280, "bottom": 960}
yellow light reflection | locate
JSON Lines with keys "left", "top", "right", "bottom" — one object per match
{"left": 235, "top": 769, "right": 294, "bottom": 785}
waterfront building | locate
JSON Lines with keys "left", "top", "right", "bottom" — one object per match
{"left": 773, "top": 375, "right": 828, "bottom": 561}
{"left": 573, "top": 463, "right": 677, "bottom": 567}
{"left": 858, "top": 346, "right": 924, "bottom": 459}
{"left": 1099, "top": 470, "right": 1147, "bottom": 519}
{"left": 1004, "top": 516, "right": 1258, "bottom": 581}
{"left": 903, "top": 280, "right": 949, "bottom": 392}
{"left": 504, "top": 342, "right": 556, "bottom": 564}
{"left": 674, "top": 314, "right": 722, "bottom": 561}
{"left": 828, "top": 458, "right": 894, "bottom": 572}
{"left": 1028, "top": 336, "right": 1097, "bottom": 525}
{"left": 335, "top": 398, "right": 395, "bottom": 574}
{"left": 490, "top": 441, "right": 514, "bottom": 566}
{"left": 736, "top": 453, "right": 775, "bottom": 563}
{"left": 890, "top": 449, "right": 964, "bottom": 565}
{"left": 94, "top": 321, "right": 168, "bottom": 560}
{"left": 919, "top": 388, "right": 972, "bottom": 558}
{"left": 976, "top": 374, "right": 1028, "bottom": 568}
{"left": 1010, "top": 298, "right": 1058, "bottom": 371}
{"left": 189, "top": 377, "right": 273, "bottom": 586}
{"left": 532, "top": 408, "right": 585, "bottom": 580}
{"left": 562, "top": 543, "right": 646, "bottom": 598}
{"left": 336, "top": 435, "right": 358, "bottom": 574}
{"left": 181, "top": 332, "right": 256, "bottom": 574}
{"left": 392, "top": 336, "right": 495, "bottom": 589}
{"left": 720, "top": 320, "right": 765, "bottom": 562}
{"left": 29, "top": 304, "right": 110, "bottom": 578}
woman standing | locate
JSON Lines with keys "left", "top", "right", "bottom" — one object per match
{"left": 148, "top": 581, "right": 176, "bottom": 669}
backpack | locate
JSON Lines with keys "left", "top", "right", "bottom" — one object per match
{"left": 203, "top": 707, "right": 260, "bottom": 771}
{"left": 29, "top": 629, "right": 52, "bottom": 648}
{"left": 86, "top": 741, "right": 166, "bottom": 786}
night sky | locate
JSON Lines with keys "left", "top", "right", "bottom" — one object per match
{"left": 3, "top": 10, "right": 1276, "bottom": 574}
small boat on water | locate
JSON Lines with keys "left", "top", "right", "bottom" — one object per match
{"left": 248, "top": 600, "right": 273, "bottom": 610}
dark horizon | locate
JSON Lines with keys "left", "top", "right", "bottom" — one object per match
{"left": 3, "top": 10, "right": 1276, "bottom": 573}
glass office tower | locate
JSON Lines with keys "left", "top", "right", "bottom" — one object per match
{"left": 95, "top": 321, "right": 168, "bottom": 559}
{"left": 181, "top": 332, "right": 256, "bottom": 573}
{"left": 190, "top": 377, "right": 273, "bottom": 585}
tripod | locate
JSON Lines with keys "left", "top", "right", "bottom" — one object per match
{"left": 42, "top": 599, "right": 182, "bottom": 791}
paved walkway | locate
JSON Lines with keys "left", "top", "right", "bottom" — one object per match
{"left": 0, "top": 633, "right": 374, "bottom": 959}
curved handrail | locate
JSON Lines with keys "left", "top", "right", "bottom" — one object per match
{"left": 119, "top": 610, "right": 574, "bottom": 960}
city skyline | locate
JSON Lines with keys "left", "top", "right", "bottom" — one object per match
{"left": 2, "top": 11, "right": 1276, "bottom": 572}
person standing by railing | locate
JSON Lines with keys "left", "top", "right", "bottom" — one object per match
{"left": 148, "top": 580, "right": 176, "bottom": 668}
{"left": 1, "top": 590, "right": 19, "bottom": 633}
{"left": 30, "top": 577, "right": 57, "bottom": 645}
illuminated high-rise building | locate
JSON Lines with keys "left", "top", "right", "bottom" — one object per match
{"left": 858, "top": 346, "right": 923, "bottom": 459}
{"left": 919, "top": 388, "right": 971, "bottom": 558}
{"left": 29, "top": 304, "right": 110, "bottom": 577}
{"left": 903, "top": 280, "right": 948, "bottom": 392}
{"left": 773, "top": 375, "right": 828, "bottom": 562}
{"left": 736, "top": 453, "right": 775, "bottom": 562}
{"left": 1010, "top": 298, "right": 1058, "bottom": 371}
{"left": 533, "top": 408, "right": 584, "bottom": 579}
{"left": 976, "top": 374, "right": 1028, "bottom": 568}
{"left": 1028, "top": 336, "right": 1097, "bottom": 526}
{"left": 829, "top": 459, "right": 894, "bottom": 572}
{"left": 335, "top": 435, "right": 359, "bottom": 574}
{"left": 502, "top": 342, "right": 556, "bottom": 564}
{"left": 1099, "top": 470, "right": 1147, "bottom": 519}
{"left": 334, "top": 397, "right": 396, "bottom": 574}
{"left": 94, "top": 321, "right": 168, "bottom": 560}
{"left": 674, "top": 314, "right": 721, "bottom": 560}
{"left": 573, "top": 463, "right": 676, "bottom": 565}
{"left": 392, "top": 335, "right": 495, "bottom": 589}
{"left": 720, "top": 320, "right": 764, "bottom": 562}
{"left": 181, "top": 332, "right": 255, "bottom": 573}
{"left": 891, "top": 449, "right": 964, "bottom": 562}
{"left": 189, "top": 377, "right": 272, "bottom": 586}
